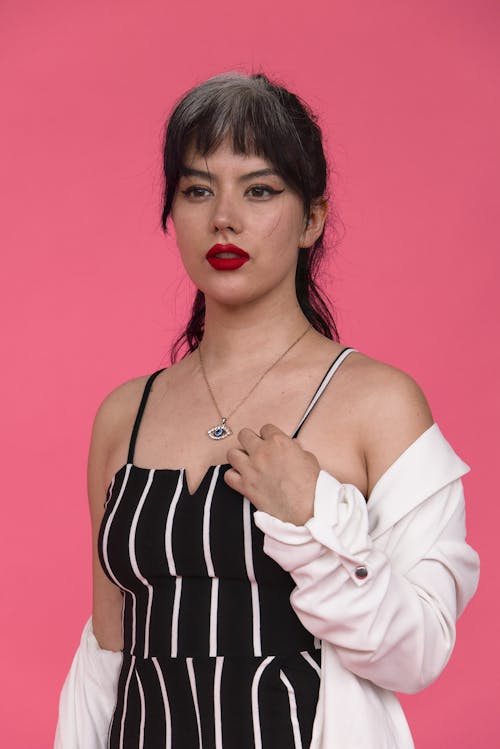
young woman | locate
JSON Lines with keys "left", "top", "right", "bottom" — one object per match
{"left": 55, "top": 71, "right": 480, "bottom": 749}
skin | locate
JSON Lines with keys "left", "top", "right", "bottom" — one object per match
{"left": 88, "top": 134, "right": 434, "bottom": 651}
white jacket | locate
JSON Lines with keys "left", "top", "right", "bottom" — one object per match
{"left": 54, "top": 422, "right": 480, "bottom": 748}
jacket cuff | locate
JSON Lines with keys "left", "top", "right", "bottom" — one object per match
{"left": 253, "top": 469, "right": 375, "bottom": 586}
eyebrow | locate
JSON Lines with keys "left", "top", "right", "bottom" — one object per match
{"left": 179, "top": 166, "right": 280, "bottom": 181}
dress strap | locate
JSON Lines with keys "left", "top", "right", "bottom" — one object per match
{"left": 291, "top": 347, "right": 357, "bottom": 438}
{"left": 127, "top": 368, "right": 167, "bottom": 464}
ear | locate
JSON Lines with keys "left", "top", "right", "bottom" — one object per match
{"left": 298, "top": 198, "right": 328, "bottom": 249}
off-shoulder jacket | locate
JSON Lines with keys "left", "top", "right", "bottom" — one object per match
{"left": 54, "top": 422, "right": 480, "bottom": 748}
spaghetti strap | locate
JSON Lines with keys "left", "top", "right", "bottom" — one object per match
{"left": 291, "top": 346, "right": 357, "bottom": 438}
{"left": 126, "top": 347, "right": 356, "bottom": 462}
{"left": 127, "top": 368, "right": 167, "bottom": 464}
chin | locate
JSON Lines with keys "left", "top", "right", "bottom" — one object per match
{"left": 200, "top": 282, "right": 261, "bottom": 305}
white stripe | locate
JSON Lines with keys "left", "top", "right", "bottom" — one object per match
{"left": 121, "top": 594, "right": 125, "bottom": 651}
{"left": 171, "top": 576, "right": 182, "bottom": 657}
{"left": 301, "top": 650, "right": 321, "bottom": 677}
{"left": 251, "top": 656, "right": 275, "bottom": 749}
{"left": 243, "top": 497, "right": 261, "bottom": 656}
{"left": 280, "top": 670, "right": 303, "bottom": 749}
{"left": 135, "top": 670, "right": 146, "bottom": 749}
{"left": 104, "top": 474, "right": 115, "bottom": 509}
{"left": 187, "top": 657, "right": 203, "bottom": 749}
{"left": 314, "top": 636, "right": 321, "bottom": 649}
{"left": 203, "top": 466, "right": 220, "bottom": 656}
{"left": 292, "top": 348, "right": 357, "bottom": 435}
{"left": 152, "top": 657, "right": 172, "bottom": 749}
{"left": 102, "top": 465, "right": 139, "bottom": 651}
{"left": 209, "top": 578, "right": 219, "bottom": 656}
{"left": 214, "top": 656, "right": 224, "bottom": 749}
{"left": 165, "top": 471, "right": 184, "bottom": 575}
{"left": 165, "top": 472, "right": 184, "bottom": 657}
{"left": 119, "top": 656, "right": 135, "bottom": 749}
{"left": 129, "top": 469, "right": 155, "bottom": 657}
{"left": 202, "top": 465, "right": 219, "bottom": 576}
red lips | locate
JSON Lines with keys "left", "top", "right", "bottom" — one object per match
{"left": 206, "top": 244, "right": 250, "bottom": 259}
{"left": 206, "top": 243, "right": 250, "bottom": 271}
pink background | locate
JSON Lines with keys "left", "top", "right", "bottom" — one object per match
{"left": 2, "top": 1, "right": 498, "bottom": 746}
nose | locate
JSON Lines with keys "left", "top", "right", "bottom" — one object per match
{"left": 211, "top": 191, "right": 242, "bottom": 235}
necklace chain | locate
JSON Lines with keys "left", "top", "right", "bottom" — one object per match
{"left": 198, "top": 325, "right": 312, "bottom": 439}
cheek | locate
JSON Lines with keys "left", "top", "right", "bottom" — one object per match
{"left": 255, "top": 207, "right": 302, "bottom": 257}
{"left": 170, "top": 194, "right": 199, "bottom": 230}
{"left": 171, "top": 207, "right": 204, "bottom": 255}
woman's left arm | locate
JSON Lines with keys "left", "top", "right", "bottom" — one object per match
{"left": 252, "top": 373, "right": 480, "bottom": 695}
{"left": 254, "top": 473, "right": 479, "bottom": 694}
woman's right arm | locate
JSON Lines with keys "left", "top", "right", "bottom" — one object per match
{"left": 87, "top": 392, "right": 125, "bottom": 652}
{"left": 54, "top": 391, "right": 130, "bottom": 748}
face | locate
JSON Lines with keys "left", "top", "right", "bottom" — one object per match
{"left": 170, "top": 136, "right": 322, "bottom": 307}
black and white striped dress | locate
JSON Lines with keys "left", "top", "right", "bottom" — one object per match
{"left": 98, "top": 346, "right": 357, "bottom": 748}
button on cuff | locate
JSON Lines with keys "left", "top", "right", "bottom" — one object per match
{"left": 346, "top": 562, "right": 370, "bottom": 585}
{"left": 354, "top": 565, "right": 368, "bottom": 579}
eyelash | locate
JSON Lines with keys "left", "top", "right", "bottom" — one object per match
{"left": 181, "top": 185, "right": 284, "bottom": 200}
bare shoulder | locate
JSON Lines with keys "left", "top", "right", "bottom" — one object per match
{"left": 343, "top": 350, "right": 435, "bottom": 496}
{"left": 87, "top": 372, "right": 156, "bottom": 507}
{"left": 91, "top": 373, "right": 153, "bottom": 454}
{"left": 343, "top": 350, "right": 433, "bottom": 422}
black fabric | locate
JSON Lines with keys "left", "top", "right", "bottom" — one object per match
{"left": 99, "top": 348, "right": 356, "bottom": 747}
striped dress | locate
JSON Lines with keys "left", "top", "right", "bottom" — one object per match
{"left": 98, "top": 346, "right": 357, "bottom": 748}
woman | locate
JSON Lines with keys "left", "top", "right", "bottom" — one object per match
{"left": 55, "top": 71, "right": 480, "bottom": 748}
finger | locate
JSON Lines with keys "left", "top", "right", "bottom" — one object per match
{"left": 223, "top": 466, "right": 244, "bottom": 492}
{"left": 226, "top": 445, "right": 250, "bottom": 470}
{"left": 259, "top": 422, "right": 286, "bottom": 438}
{"left": 237, "top": 427, "right": 262, "bottom": 453}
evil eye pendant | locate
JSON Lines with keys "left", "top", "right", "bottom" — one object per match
{"left": 207, "top": 418, "right": 232, "bottom": 440}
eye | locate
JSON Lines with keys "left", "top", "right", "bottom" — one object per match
{"left": 181, "top": 186, "right": 211, "bottom": 199}
{"left": 180, "top": 185, "right": 284, "bottom": 200}
{"left": 248, "top": 185, "right": 284, "bottom": 198}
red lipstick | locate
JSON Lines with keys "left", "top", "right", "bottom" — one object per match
{"left": 206, "top": 243, "right": 250, "bottom": 271}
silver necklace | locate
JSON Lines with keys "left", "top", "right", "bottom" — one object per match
{"left": 198, "top": 325, "right": 312, "bottom": 439}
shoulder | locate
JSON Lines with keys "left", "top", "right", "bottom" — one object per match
{"left": 92, "top": 372, "right": 155, "bottom": 443}
{"left": 344, "top": 350, "right": 435, "bottom": 495}
{"left": 86, "top": 372, "right": 160, "bottom": 498}
{"left": 344, "top": 350, "right": 433, "bottom": 420}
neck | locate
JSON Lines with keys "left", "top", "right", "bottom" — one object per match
{"left": 198, "top": 294, "right": 312, "bottom": 375}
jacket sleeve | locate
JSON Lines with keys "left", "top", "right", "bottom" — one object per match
{"left": 54, "top": 617, "right": 122, "bottom": 749}
{"left": 253, "top": 470, "right": 480, "bottom": 694}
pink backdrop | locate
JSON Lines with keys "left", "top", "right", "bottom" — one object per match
{"left": 2, "top": 1, "right": 498, "bottom": 746}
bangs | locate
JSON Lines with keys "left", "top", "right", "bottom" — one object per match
{"left": 166, "top": 73, "right": 312, "bottom": 191}
{"left": 161, "top": 72, "right": 328, "bottom": 230}
{"left": 185, "top": 89, "right": 297, "bottom": 171}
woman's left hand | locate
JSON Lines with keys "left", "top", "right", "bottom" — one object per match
{"left": 224, "top": 423, "right": 321, "bottom": 525}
